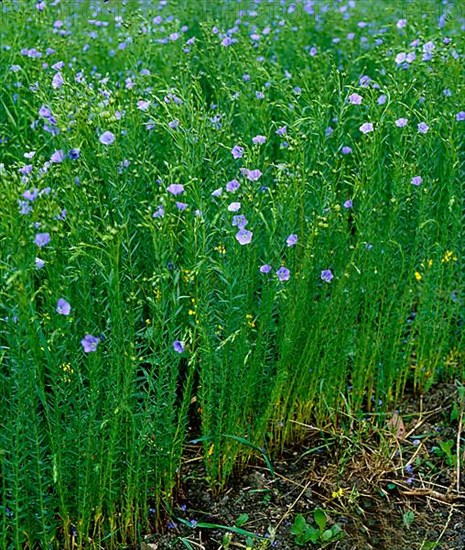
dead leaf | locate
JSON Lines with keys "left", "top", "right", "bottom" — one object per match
{"left": 386, "top": 411, "right": 406, "bottom": 439}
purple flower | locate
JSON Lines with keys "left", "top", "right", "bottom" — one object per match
{"left": 411, "top": 176, "right": 422, "bottom": 186}
{"left": 24, "top": 48, "right": 42, "bottom": 59}
{"left": 395, "top": 52, "right": 407, "bottom": 64}
{"left": 175, "top": 201, "right": 188, "bottom": 211}
{"left": 56, "top": 298, "right": 71, "bottom": 315}
{"left": 221, "top": 36, "right": 234, "bottom": 47}
{"left": 395, "top": 118, "right": 408, "bottom": 128}
{"left": 137, "top": 100, "right": 151, "bottom": 111}
{"left": 242, "top": 168, "right": 262, "bottom": 181}
{"left": 19, "top": 200, "right": 32, "bottom": 215}
{"left": 456, "top": 111, "right": 465, "bottom": 121}
{"left": 341, "top": 146, "right": 352, "bottom": 155}
{"left": 344, "top": 200, "right": 353, "bottom": 209}
{"left": 231, "top": 145, "right": 244, "bottom": 159}
{"left": 232, "top": 215, "right": 248, "bottom": 229}
{"left": 99, "top": 131, "right": 115, "bottom": 145}
{"left": 377, "top": 94, "right": 387, "bottom": 105}
{"left": 35, "top": 257, "right": 45, "bottom": 269}
{"left": 43, "top": 122, "right": 59, "bottom": 136}
{"left": 406, "top": 52, "right": 416, "bottom": 63}
{"left": 397, "top": 19, "right": 407, "bottom": 29}
{"left": 276, "top": 126, "right": 287, "bottom": 136}
{"left": 235, "top": 229, "right": 253, "bottom": 245}
{"left": 226, "top": 179, "right": 240, "bottom": 193}
{"left": 348, "top": 93, "right": 363, "bottom": 105}
{"left": 167, "top": 521, "right": 177, "bottom": 529}
{"left": 359, "top": 75, "right": 371, "bottom": 87}
{"left": 286, "top": 234, "right": 298, "bottom": 247}
{"left": 276, "top": 267, "right": 290, "bottom": 282}
{"left": 173, "top": 340, "right": 184, "bottom": 353}
{"left": 19, "top": 164, "right": 33, "bottom": 175}
{"left": 423, "top": 40, "right": 435, "bottom": 54}
{"left": 211, "top": 188, "right": 223, "bottom": 197}
{"left": 228, "top": 202, "right": 241, "bottom": 212}
{"left": 39, "top": 104, "right": 52, "bottom": 120}
{"left": 252, "top": 135, "right": 266, "bottom": 144}
{"left": 417, "top": 122, "right": 429, "bottom": 134}
{"left": 359, "top": 122, "right": 374, "bottom": 134}
{"left": 52, "top": 72, "right": 64, "bottom": 89}
{"left": 209, "top": 115, "right": 222, "bottom": 130}
{"left": 81, "top": 334, "right": 100, "bottom": 353}
{"left": 23, "top": 188, "right": 39, "bottom": 201}
{"left": 50, "top": 149, "right": 65, "bottom": 163}
{"left": 153, "top": 205, "right": 165, "bottom": 218}
{"left": 168, "top": 119, "right": 179, "bottom": 129}
{"left": 35, "top": 232, "right": 51, "bottom": 247}
{"left": 255, "top": 91, "right": 265, "bottom": 99}
{"left": 167, "top": 183, "right": 185, "bottom": 196}
{"left": 321, "top": 269, "right": 334, "bottom": 283}
{"left": 68, "top": 148, "right": 80, "bottom": 160}
{"left": 260, "top": 264, "right": 272, "bottom": 274}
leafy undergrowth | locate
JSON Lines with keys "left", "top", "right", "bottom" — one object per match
{"left": 143, "top": 383, "right": 465, "bottom": 550}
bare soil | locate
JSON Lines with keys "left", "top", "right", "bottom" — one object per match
{"left": 142, "top": 384, "right": 465, "bottom": 549}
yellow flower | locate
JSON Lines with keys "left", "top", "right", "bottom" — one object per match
{"left": 332, "top": 488, "right": 345, "bottom": 499}
{"left": 182, "top": 269, "right": 195, "bottom": 283}
{"left": 60, "top": 363, "right": 74, "bottom": 383}
{"left": 415, "top": 271, "right": 422, "bottom": 282}
{"left": 441, "top": 250, "right": 457, "bottom": 263}
{"left": 246, "top": 314, "right": 255, "bottom": 328}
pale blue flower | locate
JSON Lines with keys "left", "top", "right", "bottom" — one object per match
{"left": 173, "top": 340, "right": 184, "bottom": 353}
{"left": 56, "top": 298, "right": 71, "bottom": 315}
{"left": 276, "top": 267, "right": 290, "bottom": 281}
{"left": 359, "top": 122, "right": 374, "bottom": 134}
{"left": 81, "top": 334, "right": 99, "bottom": 353}
{"left": 236, "top": 229, "right": 253, "bottom": 245}
{"left": 321, "top": 269, "right": 334, "bottom": 283}
{"left": 99, "top": 131, "right": 115, "bottom": 145}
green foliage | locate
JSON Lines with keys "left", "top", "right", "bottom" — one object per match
{"left": 0, "top": 0, "right": 464, "bottom": 547}
{"left": 432, "top": 439, "right": 460, "bottom": 467}
{"left": 402, "top": 510, "right": 415, "bottom": 529}
{"left": 291, "top": 510, "right": 344, "bottom": 547}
